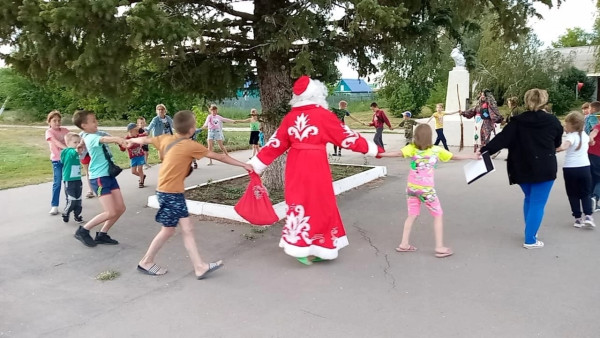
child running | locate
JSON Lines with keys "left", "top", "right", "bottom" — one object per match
{"left": 556, "top": 112, "right": 595, "bottom": 228}
{"left": 128, "top": 110, "right": 253, "bottom": 279}
{"left": 378, "top": 124, "right": 477, "bottom": 257}
{"left": 60, "top": 133, "right": 84, "bottom": 224}
{"left": 120, "top": 123, "right": 147, "bottom": 188}
{"left": 137, "top": 117, "right": 151, "bottom": 169}
{"left": 72, "top": 110, "right": 128, "bottom": 247}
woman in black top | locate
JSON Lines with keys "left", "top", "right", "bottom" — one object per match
{"left": 480, "top": 89, "right": 563, "bottom": 249}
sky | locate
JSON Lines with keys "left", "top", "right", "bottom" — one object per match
{"left": 337, "top": 0, "right": 598, "bottom": 79}
{"left": 1, "top": 1, "right": 597, "bottom": 78}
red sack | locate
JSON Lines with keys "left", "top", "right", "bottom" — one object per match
{"left": 234, "top": 172, "right": 279, "bottom": 225}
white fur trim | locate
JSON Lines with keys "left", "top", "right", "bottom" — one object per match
{"left": 278, "top": 236, "right": 349, "bottom": 260}
{"left": 248, "top": 157, "right": 268, "bottom": 175}
{"left": 289, "top": 80, "right": 329, "bottom": 108}
{"left": 365, "top": 140, "right": 378, "bottom": 157}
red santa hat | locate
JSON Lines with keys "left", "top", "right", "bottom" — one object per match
{"left": 290, "top": 75, "right": 327, "bottom": 107}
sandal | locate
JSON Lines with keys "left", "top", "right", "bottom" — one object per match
{"left": 85, "top": 191, "right": 95, "bottom": 198}
{"left": 139, "top": 182, "right": 144, "bottom": 188}
{"left": 396, "top": 245, "right": 417, "bottom": 252}
{"left": 196, "top": 261, "right": 224, "bottom": 280}
{"left": 137, "top": 264, "right": 167, "bottom": 276}
{"left": 435, "top": 248, "right": 453, "bottom": 258}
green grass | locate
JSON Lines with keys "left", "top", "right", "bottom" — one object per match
{"left": 0, "top": 127, "right": 251, "bottom": 190}
{"left": 95, "top": 270, "right": 120, "bottom": 281}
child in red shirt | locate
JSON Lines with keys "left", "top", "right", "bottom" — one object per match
{"left": 120, "top": 123, "right": 147, "bottom": 187}
{"left": 369, "top": 102, "right": 393, "bottom": 150}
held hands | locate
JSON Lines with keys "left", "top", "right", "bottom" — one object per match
{"left": 243, "top": 163, "right": 255, "bottom": 173}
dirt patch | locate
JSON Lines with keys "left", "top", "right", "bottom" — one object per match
{"left": 185, "top": 164, "right": 372, "bottom": 205}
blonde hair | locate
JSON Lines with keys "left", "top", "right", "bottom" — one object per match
{"left": 209, "top": 104, "right": 218, "bottom": 111}
{"left": 173, "top": 110, "right": 196, "bottom": 134}
{"left": 156, "top": 104, "right": 167, "bottom": 112}
{"left": 565, "top": 111, "right": 585, "bottom": 151}
{"left": 507, "top": 97, "right": 519, "bottom": 109}
{"left": 436, "top": 103, "right": 444, "bottom": 108}
{"left": 339, "top": 100, "right": 348, "bottom": 108}
{"left": 413, "top": 124, "right": 433, "bottom": 150}
{"left": 582, "top": 102, "right": 591, "bottom": 110}
{"left": 46, "top": 110, "right": 62, "bottom": 124}
{"left": 250, "top": 108, "right": 258, "bottom": 115}
{"left": 523, "top": 89, "right": 548, "bottom": 111}
{"left": 63, "top": 132, "right": 80, "bottom": 145}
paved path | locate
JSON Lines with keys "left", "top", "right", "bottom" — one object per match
{"left": 1, "top": 133, "right": 599, "bottom": 337}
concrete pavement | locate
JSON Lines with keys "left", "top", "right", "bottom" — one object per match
{"left": 1, "top": 133, "right": 600, "bottom": 337}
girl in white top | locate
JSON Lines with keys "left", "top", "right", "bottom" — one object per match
{"left": 556, "top": 111, "right": 595, "bottom": 228}
{"left": 201, "top": 104, "right": 236, "bottom": 165}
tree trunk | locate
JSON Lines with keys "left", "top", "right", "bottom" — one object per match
{"left": 254, "top": 0, "right": 292, "bottom": 191}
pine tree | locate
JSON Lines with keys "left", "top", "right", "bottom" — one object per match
{"left": 0, "top": 0, "right": 561, "bottom": 188}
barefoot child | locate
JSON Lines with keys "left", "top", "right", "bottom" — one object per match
{"left": 60, "top": 133, "right": 84, "bottom": 224}
{"left": 72, "top": 110, "right": 128, "bottom": 247}
{"left": 556, "top": 112, "right": 595, "bottom": 228}
{"left": 120, "top": 123, "right": 146, "bottom": 188}
{"left": 378, "top": 124, "right": 477, "bottom": 257}
{"left": 129, "top": 110, "right": 253, "bottom": 279}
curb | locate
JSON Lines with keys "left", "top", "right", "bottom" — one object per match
{"left": 147, "top": 164, "right": 387, "bottom": 224}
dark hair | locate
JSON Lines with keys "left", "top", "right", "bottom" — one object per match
{"left": 72, "top": 110, "right": 95, "bottom": 129}
{"left": 173, "top": 110, "right": 196, "bottom": 134}
{"left": 590, "top": 101, "right": 600, "bottom": 112}
{"left": 370, "top": 102, "right": 378, "bottom": 108}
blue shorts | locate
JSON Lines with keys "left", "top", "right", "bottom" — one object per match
{"left": 155, "top": 191, "right": 189, "bottom": 227}
{"left": 130, "top": 156, "right": 146, "bottom": 167}
{"left": 90, "top": 176, "right": 120, "bottom": 196}
{"left": 207, "top": 129, "right": 224, "bottom": 141}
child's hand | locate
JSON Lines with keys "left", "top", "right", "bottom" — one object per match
{"left": 243, "top": 163, "right": 254, "bottom": 173}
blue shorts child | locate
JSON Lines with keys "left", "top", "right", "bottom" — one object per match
{"left": 155, "top": 192, "right": 189, "bottom": 227}
{"left": 130, "top": 155, "right": 146, "bottom": 167}
{"left": 90, "top": 176, "right": 120, "bottom": 196}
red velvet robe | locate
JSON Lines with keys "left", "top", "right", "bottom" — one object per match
{"left": 249, "top": 104, "right": 378, "bottom": 259}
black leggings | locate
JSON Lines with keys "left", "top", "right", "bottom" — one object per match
{"left": 434, "top": 128, "right": 449, "bottom": 150}
{"left": 563, "top": 166, "right": 593, "bottom": 218}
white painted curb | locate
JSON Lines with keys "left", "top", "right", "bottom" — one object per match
{"left": 147, "top": 164, "right": 387, "bottom": 224}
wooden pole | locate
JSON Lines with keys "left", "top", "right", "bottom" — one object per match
{"left": 456, "top": 84, "right": 464, "bottom": 152}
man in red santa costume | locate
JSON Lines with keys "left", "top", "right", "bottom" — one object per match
{"left": 248, "top": 76, "right": 382, "bottom": 265}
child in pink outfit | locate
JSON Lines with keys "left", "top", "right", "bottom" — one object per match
{"left": 45, "top": 110, "right": 70, "bottom": 215}
{"left": 378, "top": 124, "right": 477, "bottom": 258}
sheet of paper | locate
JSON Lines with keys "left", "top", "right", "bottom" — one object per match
{"left": 464, "top": 151, "right": 495, "bottom": 184}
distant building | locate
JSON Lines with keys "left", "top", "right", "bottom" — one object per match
{"left": 334, "top": 78, "right": 373, "bottom": 94}
{"left": 555, "top": 45, "right": 599, "bottom": 100}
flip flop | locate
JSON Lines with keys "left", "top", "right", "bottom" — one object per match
{"left": 197, "top": 261, "right": 224, "bottom": 280}
{"left": 435, "top": 248, "right": 453, "bottom": 258}
{"left": 395, "top": 245, "right": 417, "bottom": 252}
{"left": 137, "top": 264, "right": 167, "bottom": 276}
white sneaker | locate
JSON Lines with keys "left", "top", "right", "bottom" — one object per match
{"left": 584, "top": 215, "right": 596, "bottom": 228}
{"left": 49, "top": 206, "right": 59, "bottom": 215}
{"left": 523, "top": 240, "right": 544, "bottom": 249}
{"left": 573, "top": 218, "right": 584, "bottom": 228}
{"left": 593, "top": 197, "right": 599, "bottom": 212}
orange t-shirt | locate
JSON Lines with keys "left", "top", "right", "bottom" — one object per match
{"left": 152, "top": 134, "right": 209, "bottom": 193}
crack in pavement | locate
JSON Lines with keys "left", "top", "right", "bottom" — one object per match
{"left": 352, "top": 223, "right": 397, "bottom": 289}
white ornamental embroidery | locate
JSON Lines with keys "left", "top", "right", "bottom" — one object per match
{"left": 252, "top": 185, "right": 268, "bottom": 200}
{"left": 288, "top": 113, "right": 318, "bottom": 141}
{"left": 340, "top": 124, "right": 359, "bottom": 148}
{"left": 282, "top": 205, "right": 312, "bottom": 244}
{"left": 264, "top": 128, "right": 281, "bottom": 148}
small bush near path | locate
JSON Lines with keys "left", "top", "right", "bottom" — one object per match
{"left": 184, "top": 164, "right": 371, "bottom": 205}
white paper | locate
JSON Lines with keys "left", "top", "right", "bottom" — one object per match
{"left": 464, "top": 151, "right": 495, "bottom": 184}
